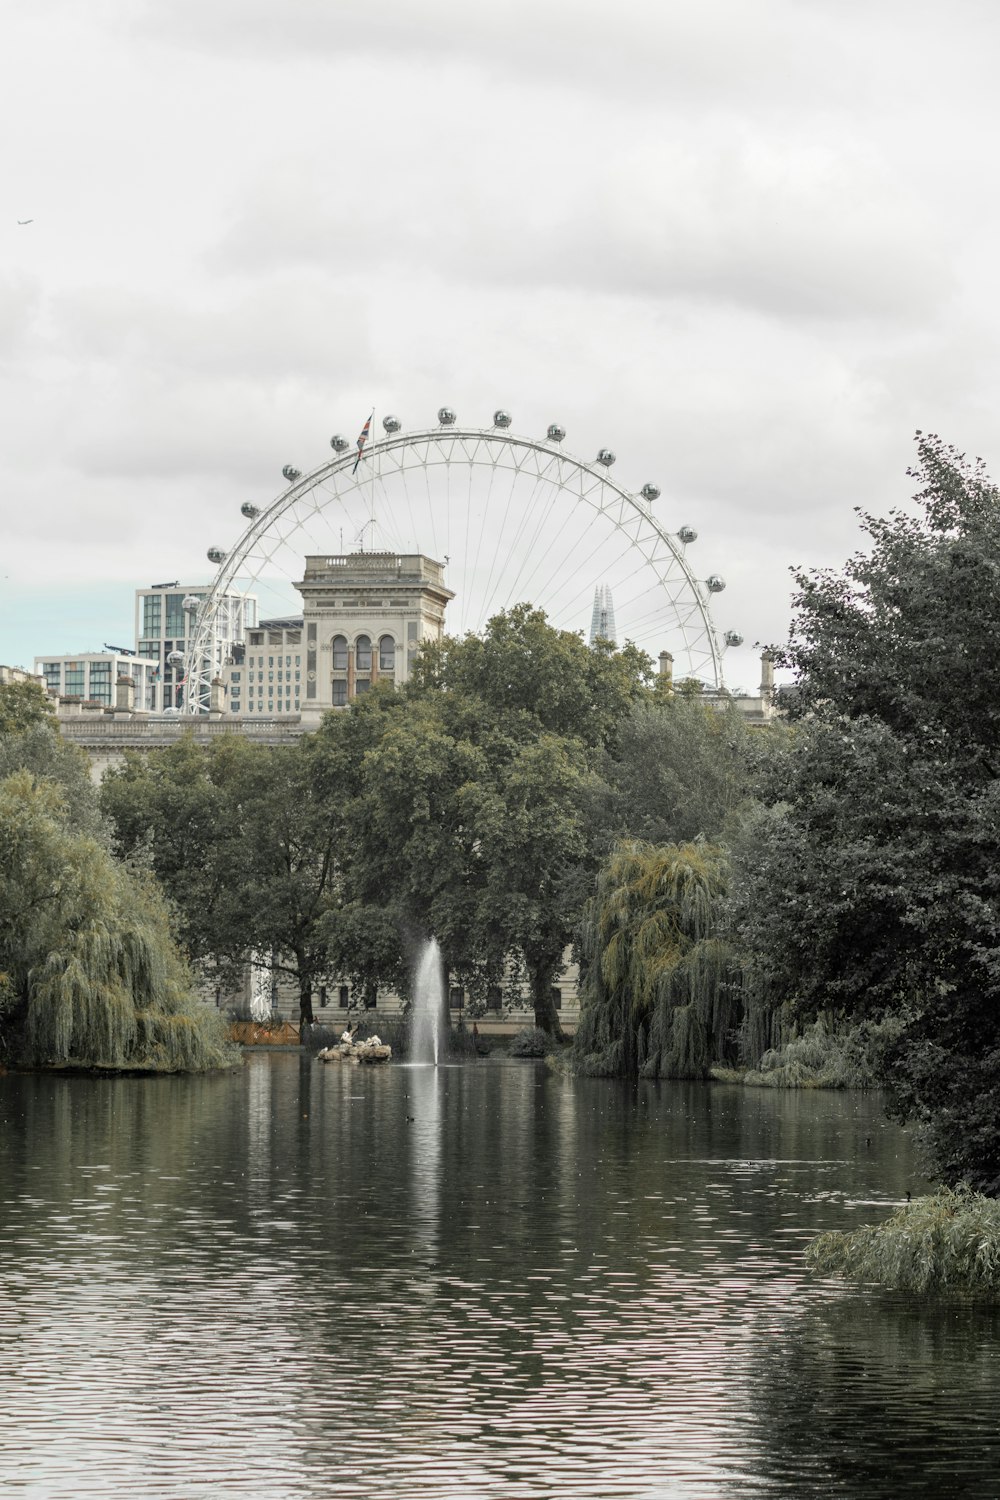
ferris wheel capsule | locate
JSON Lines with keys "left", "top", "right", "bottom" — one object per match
{"left": 596, "top": 448, "right": 616, "bottom": 467}
{"left": 182, "top": 595, "right": 201, "bottom": 613}
{"left": 166, "top": 650, "right": 184, "bottom": 666}
{"left": 207, "top": 546, "right": 227, "bottom": 564}
{"left": 641, "top": 483, "right": 660, "bottom": 502}
{"left": 724, "top": 630, "right": 744, "bottom": 647}
{"left": 493, "top": 409, "right": 512, "bottom": 428}
{"left": 546, "top": 423, "right": 566, "bottom": 443}
{"left": 438, "top": 407, "right": 457, "bottom": 426}
{"left": 383, "top": 414, "right": 401, "bottom": 433}
{"left": 241, "top": 502, "right": 260, "bottom": 520}
{"left": 678, "top": 526, "right": 698, "bottom": 544}
{"left": 706, "top": 574, "right": 726, "bottom": 593}
{"left": 329, "top": 436, "right": 350, "bottom": 454}
{"left": 282, "top": 465, "right": 301, "bottom": 481}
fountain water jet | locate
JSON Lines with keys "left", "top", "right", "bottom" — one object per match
{"left": 411, "top": 938, "right": 445, "bottom": 1066}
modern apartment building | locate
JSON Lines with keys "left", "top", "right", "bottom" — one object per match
{"left": 134, "top": 582, "right": 257, "bottom": 710}
{"left": 34, "top": 651, "right": 160, "bottom": 710}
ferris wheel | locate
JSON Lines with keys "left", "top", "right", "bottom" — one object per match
{"left": 181, "top": 409, "right": 742, "bottom": 714}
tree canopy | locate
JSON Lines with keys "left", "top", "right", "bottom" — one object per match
{"left": 0, "top": 679, "right": 55, "bottom": 736}
{"left": 735, "top": 434, "right": 1000, "bottom": 1190}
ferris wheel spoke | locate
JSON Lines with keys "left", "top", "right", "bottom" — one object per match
{"left": 184, "top": 423, "right": 727, "bottom": 712}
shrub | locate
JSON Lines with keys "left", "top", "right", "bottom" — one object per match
{"left": 508, "top": 1027, "right": 551, "bottom": 1058}
{"left": 807, "top": 1187, "right": 1000, "bottom": 1298}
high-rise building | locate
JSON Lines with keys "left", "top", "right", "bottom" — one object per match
{"left": 134, "top": 583, "right": 257, "bottom": 710}
{"left": 589, "top": 584, "right": 617, "bottom": 646}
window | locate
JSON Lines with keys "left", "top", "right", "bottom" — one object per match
{"left": 268, "top": 656, "right": 273, "bottom": 667}
{"left": 449, "top": 986, "right": 464, "bottom": 1009}
{"left": 550, "top": 986, "right": 562, "bottom": 1011}
{"left": 332, "top": 635, "right": 348, "bottom": 670}
{"left": 319, "top": 986, "right": 327, "bottom": 1009}
{"left": 379, "top": 635, "right": 395, "bottom": 672}
{"left": 231, "top": 671, "right": 241, "bottom": 683}
{"left": 355, "top": 635, "right": 372, "bottom": 671}
{"left": 487, "top": 986, "right": 502, "bottom": 1011}
{"left": 338, "top": 985, "right": 349, "bottom": 1007}
{"left": 331, "top": 679, "right": 347, "bottom": 706}
{"left": 166, "top": 594, "right": 186, "bottom": 637}
{"left": 142, "top": 597, "right": 162, "bottom": 637}
{"left": 354, "top": 679, "right": 369, "bottom": 696}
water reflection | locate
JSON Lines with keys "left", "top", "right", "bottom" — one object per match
{"left": 1, "top": 1060, "right": 997, "bottom": 1498}
{"left": 407, "top": 1063, "right": 441, "bottom": 1274}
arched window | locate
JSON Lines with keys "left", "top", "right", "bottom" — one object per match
{"left": 355, "top": 635, "right": 372, "bottom": 672}
{"left": 379, "top": 635, "right": 396, "bottom": 672}
{"left": 332, "top": 635, "right": 348, "bottom": 670}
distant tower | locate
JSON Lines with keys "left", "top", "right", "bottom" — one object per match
{"left": 589, "top": 584, "right": 617, "bottom": 646}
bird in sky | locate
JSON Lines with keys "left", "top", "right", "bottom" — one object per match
{"left": 17, "top": 219, "right": 33, "bottom": 225}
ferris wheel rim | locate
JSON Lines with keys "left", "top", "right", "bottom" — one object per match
{"left": 182, "top": 422, "right": 726, "bottom": 714}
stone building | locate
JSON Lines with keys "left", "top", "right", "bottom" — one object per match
{"left": 294, "top": 551, "right": 453, "bottom": 724}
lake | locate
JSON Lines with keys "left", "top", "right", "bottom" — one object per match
{"left": 2, "top": 1053, "right": 999, "bottom": 1498}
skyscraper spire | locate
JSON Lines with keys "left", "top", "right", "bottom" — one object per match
{"left": 589, "top": 584, "right": 617, "bottom": 646}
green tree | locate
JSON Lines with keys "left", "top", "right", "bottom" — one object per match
{"left": 0, "top": 679, "right": 55, "bottom": 736}
{"left": 412, "top": 603, "right": 653, "bottom": 751}
{"left": 0, "top": 771, "right": 233, "bottom": 1071}
{"left": 599, "top": 694, "right": 763, "bottom": 849}
{"left": 314, "top": 678, "right": 601, "bottom": 1034}
{"left": 574, "top": 840, "right": 735, "bottom": 1078}
{"left": 0, "top": 720, "right": 102, "bottom": 836}
{"left": 101, "top": 735, "right": 346, "bottom": 1024}
{"left": 99, "top": 736, "right": 243, "bottom": 971}
{"left": 469, "top": 732, "right": 597, "bottom": 1037}
{"left": 735, "top": 433, "right": 1000, "bottom": 1190}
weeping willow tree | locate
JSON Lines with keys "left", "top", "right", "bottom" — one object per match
{"left": 0, "top": 771, "right": 236, "bottom": 1072}
{"left": 574, "top": 840, "right": 739, "bottom": 1078}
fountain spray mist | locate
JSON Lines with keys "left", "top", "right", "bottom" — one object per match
{"left": 411, "top": 938, "right": 445, "bottom": 1066}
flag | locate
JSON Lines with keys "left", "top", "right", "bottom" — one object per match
{"left": 353, "top": 410, "right": 374, "bottom": 474}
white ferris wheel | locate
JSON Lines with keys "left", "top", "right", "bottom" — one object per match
{"left": 180, "top": 408, "right": 742, "bottom": 714}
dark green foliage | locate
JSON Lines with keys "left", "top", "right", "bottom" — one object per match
{"left": 599, "top": 695, "right": 762, "bottom": 848}
{"left": 508, "top": 1027, "right": 551, "bottom": 1057}
{"left": 101, "top": 735, "right": 344, "bottom": 1017}
{"left": 411, "top": 602, "right": 653, "bottom": 752}
{"left": 735, "top": 434, "right": 1000, "bottom": 1189}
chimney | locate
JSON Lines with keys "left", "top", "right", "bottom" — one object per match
{"left": 760, "top": 651, "right": 775, "bottom": 698}
{"left": 658, "top": 650, "right": 674, "bottom": 685}
{"left": 210, "top": 676, "right": 225, "bottom": 717}
{"left": 115, "top": 674, "right": 135, "bottom": 713}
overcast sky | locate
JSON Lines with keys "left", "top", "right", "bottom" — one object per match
{"left": 3, "top": 0, "right": 999, "bottom": 689}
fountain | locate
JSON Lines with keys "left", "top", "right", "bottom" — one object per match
{"left": 411, "top": 938, "right": 445, "bottom": 1066}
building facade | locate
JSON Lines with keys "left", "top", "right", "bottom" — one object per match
{"left": 135, "top": 582, "right": 257, "bottom": 710}
{"left": 34, "top": 651, "right": 160, "bottom": 711}
{"left": 291, "top": 551, "right": 453, "bottom": 723}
